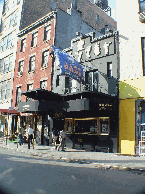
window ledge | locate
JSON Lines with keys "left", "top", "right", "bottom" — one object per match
{"left": 41, "top": 66, "right": 48, "bottom": 70}
{"left": 28, "top": 70, "right": 35, "bottom": 74}
{"left": 31, "top": 46, "right": 37, "bottom": 49}
{"left": 43, "top": 39, "right": 51, "bottom": 42}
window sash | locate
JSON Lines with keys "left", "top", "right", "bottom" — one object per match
{"left": 40, "top": 81, "right": 47, "bottom": 89}
{"left": 16, "top": 87, "right": 21, "bottom": 105}
{"left": 29, "top": 57, "right": 35, "bottom": 72}
{"left": 32, "top": 33, "right": 38, "bottom": 47}
{"left": 21, "top": 39, "right": 26, "bottom": 52}
{"left": 107, "top": 63, "right": 112, "bottom": 77}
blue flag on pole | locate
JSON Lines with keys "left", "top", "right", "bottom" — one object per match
{"left": 51, "top": 46, "right": 84, "bottom": 83}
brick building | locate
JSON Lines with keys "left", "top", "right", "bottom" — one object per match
{"left": 17, "top": 28, "right": 119, "bottom": 151}
{"left": 12, "top": 8, "right": 102, "bottom": 142}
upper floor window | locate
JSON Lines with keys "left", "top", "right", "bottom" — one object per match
{"left": 44, "top": 25, "right": 51, "bottom": 41}
{"left": 26, "top": 84, "right": 33, "bottom": 101}
{"left": 107, "top": 62, "right": 112, "bottom": 77}
{"left": 31, "top": 32, "right": 38, "bottom": 47}
{"left": 139, "top": 0, "right": 145, "bottom": 13}
{"left": 65, "top": 77, "right": 72, "bottom": 94}
{"left": 10, "top": 11, "right": 18, "bottom": 26}
{"left": 20, "top": 39, "right": 26, "bottom": 52}
{"left": 2, "top": 19, "right": 8, "bottom": 31}
{"left": 4, "top": 0, "right": 20, "bottom": 13}
{"left": 27, "top": 84, "right": 33, "bottom": 91}
{"left": 40, "top": 80, "right": 47, "bottom": 90}
{"left": 0, "top": 55, "right": 13, "bottom": 74}
{"left": 16, "top": 86, "right": 21, "bottom": 106}
{"left": 1, "top": 81, "right": 7, "bottom": 100}
{"left": 6, "top": 81, "right": 11, "bottom": 99}
{"left": 18, "top": 60, "right": 24, "bottom": 75}
{"left": 0, "top": 33, "right": 13, "bottom": 52}
{"left": 85, "top": 70, "right": 98, "bottom": 91}
{"left": 141, "top": 37, "right": 145, "bottom": 76}
{"left": 42, "top": 50, "right": 49, "bottom": 68}
{"left": 29, "top": 56, "right": 35, "bottom": 72}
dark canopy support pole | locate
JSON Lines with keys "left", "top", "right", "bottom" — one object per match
{"left": 41, "top": 114, "right": 45, "bottom": 145}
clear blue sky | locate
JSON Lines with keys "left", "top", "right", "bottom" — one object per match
{"left": 108, "top": 0, "right": 116, "bottom": 21}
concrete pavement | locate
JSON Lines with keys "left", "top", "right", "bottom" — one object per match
{"left": 0, "top": 137, "right": 145, "bottom": 173}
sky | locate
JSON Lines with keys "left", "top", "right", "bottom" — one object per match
{"left": 108, "top": 0, "right": 116, "bottom": 21}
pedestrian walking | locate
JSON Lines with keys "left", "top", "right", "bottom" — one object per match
{"left": 52, "top": 128, "right": 58, "bottom": 149}
{"left": 19, "top": 130, "right": 23, "bottom": 146}
{"left": 57, "top": 129, "right": 66, "bottom": 151}
{"left": 28, "top": 125, "right": 33, "bottom": 149}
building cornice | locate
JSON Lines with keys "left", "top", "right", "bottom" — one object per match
{"left": 18, "top": 11, "right": 57, "bottom": 37}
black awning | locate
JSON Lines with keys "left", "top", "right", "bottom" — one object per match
{"left": 61, "top": 90, "right": 118, "bottom": 101}
{"left": 22, "top": 89, "right": 63, "bottom": 101}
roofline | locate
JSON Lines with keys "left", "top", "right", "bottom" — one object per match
{"left": 18, "top": 11, "right": 57, "bottom": 37}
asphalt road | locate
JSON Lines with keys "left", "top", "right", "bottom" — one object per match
{"left": 0, "top": 151, "right": 145, "bottom": 194}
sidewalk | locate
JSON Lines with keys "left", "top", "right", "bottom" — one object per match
{"left": 0, "top": 137, "right": 145, "bottom": 173}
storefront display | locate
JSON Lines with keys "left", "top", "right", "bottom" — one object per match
{"left": 65, "top": 117, "right": 110, "bottom": 135}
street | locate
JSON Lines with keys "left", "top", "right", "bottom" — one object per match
{"left": 0, "top": 149, "right": 145, "bottom": 194}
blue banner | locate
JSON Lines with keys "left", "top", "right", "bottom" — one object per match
{"left": 51, "top": 46, "right": 84, "bottom": 83}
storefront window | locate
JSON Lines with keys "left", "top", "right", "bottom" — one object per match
{"left": 65, "top": 117, "right": 110, "bottom": 135}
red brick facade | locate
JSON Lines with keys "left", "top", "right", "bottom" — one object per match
{"left": 12, "top": 18, "right": 55, "bottom": 107}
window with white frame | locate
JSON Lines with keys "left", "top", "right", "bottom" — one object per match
{"left": 65, "top": 77, "right": 72, "bottom": 94}
{"left": 20, "top": 39, "right": 26, "bottom": 52}
{"left": 10, "top": 11, "right": 18, "bottom": 26}
{"left": 0, "top": 59, "right": 4, "bottom": 73}
{"left": 4, "top": 0, "right": 20, "bottom": 13}
{"left": 31, "top": 32, "right": 38, "bottom": 47}
{"left": 0, "top": 55, "right": 13, "bottom": 74}
{"left": 6, "top": 81, "right": 11, "bottom": 99}
{"left": 85, "top": 70, "right": 98, "bottom": 91}
{"left": 26, "top": 84, "right": 33, "bottom": 101}
{"left": 44, "top": 25, "right": 51, "bottom": 41}
{"left": 2, "top": 19, "right": 8, "bottom": 31}
{"left": 40, "top": 80, "right": 47, "bottom": 90}
{"left": 1, "top": 81, "right": 6, "bottom": 100}
{"left": 29, "top": 56, "right": 35, "bottom": 72}
{"left": 0, "top": 33, "right": 13, "bottom": 52}
{"left": 16, "top": 87, "right": 21, "bottom": 106}
{"left": 107, "top": 62, "right": 112, "bottom": 77}
{"left": 42, "top": 50, "right": 49, "bottom": 67}
{"left": 18, "top": 60, "right": 24, "bottom": 75}
{"left": 4, "top": 57, "right": 9, "bottom": 72}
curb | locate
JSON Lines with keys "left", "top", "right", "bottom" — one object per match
{"left": 1, "top": 145, "right": 145, "bottom": 175}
